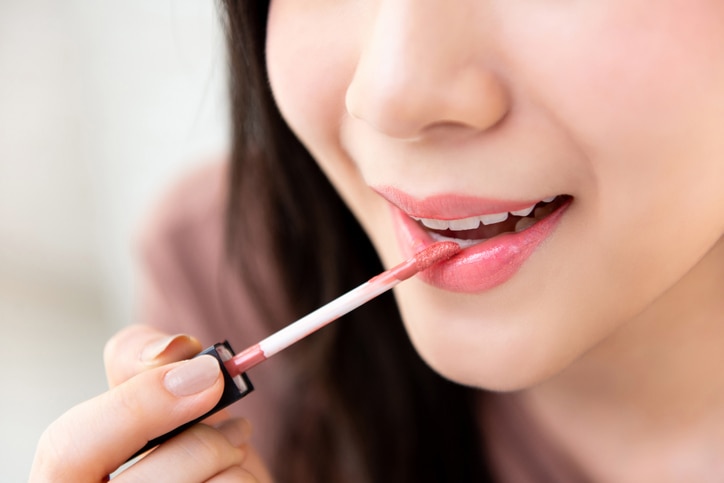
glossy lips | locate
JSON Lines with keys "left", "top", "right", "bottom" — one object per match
{"left": 377, "top": 187, "right": 572, "bottom": 293}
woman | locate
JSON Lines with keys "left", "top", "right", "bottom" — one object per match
{"left": 31, "top": 1, "right": 724, "bottom": 481}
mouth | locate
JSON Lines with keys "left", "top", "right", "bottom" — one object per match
{"left": 379, "top": 189, "right": 573, "bottom": 293}
{"left": 413, "top": 195, "right": 571, "bottom": 248}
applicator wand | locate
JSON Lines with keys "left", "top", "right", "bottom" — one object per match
{"left": 130, "top": 241, "right": 460, "bottom": 459}
{"left": 225, "top": 240, "right": 461, "bottom": 376}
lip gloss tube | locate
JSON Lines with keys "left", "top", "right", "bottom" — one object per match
{"left": 127, "top": 341, "right": 253, "bottom": 461}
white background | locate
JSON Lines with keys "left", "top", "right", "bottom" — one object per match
{"left": 0, "top": 0, "right": 229, "bottom": 479}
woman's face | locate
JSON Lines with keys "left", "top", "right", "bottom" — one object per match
{"left": 265, "top": 0, "right": 724, "bottom": 390}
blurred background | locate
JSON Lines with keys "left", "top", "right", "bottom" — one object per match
{"left": 0, "top": 0, "right": 229, "bottom": 479}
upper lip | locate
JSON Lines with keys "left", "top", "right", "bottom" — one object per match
{"left": 372, "top": 186, "right": 550, "bottom": 220}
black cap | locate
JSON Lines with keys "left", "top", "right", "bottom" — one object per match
{"left": 127, "top": 341, "right": 254, "bottom": 461}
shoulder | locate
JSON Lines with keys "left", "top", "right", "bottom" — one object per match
{"left": 135, "top": 158, "right": 281, "bottom": 347}
{"left": 135, "top": 159, "right": 233, "bottom": 339}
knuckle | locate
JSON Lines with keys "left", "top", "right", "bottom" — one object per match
{"left": 103, "top": 325, "right": 139, "bottom": 367}
{"left": 184, "top": 428, "right": 227, "bottom": 463}
{"left": 104, "top": 325, "right": 159, "bottom": 386}
{"left": 108, "top": 382, "right": 145, "bottom": 419}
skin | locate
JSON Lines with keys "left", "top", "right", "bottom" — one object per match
{"left": 29, "top": 326, "right": 273, "bottom": 482}
{"left": 29, "top": 1, "right": 724, "bottom": 480}
{"left": 265, "top": 0, "right": 724, "bottom": 480}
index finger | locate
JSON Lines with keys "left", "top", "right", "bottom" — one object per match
{"left": 104, "top": 325, "right": 203, "bottom": 387}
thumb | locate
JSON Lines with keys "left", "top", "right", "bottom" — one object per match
{"left": 31, "top": 356, "right": 223, "bottom": 482}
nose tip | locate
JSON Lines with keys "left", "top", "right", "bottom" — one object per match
{"left": 342, "top": 1, "right": 509, "bottom": 140}
{"left": 345, "top": 52, "right": 510, "bottom": 142}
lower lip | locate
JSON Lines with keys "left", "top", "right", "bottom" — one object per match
{"left": 392, "top": 199, "right": 571, "bottom": 293}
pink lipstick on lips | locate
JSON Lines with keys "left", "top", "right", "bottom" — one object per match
{"left": 375, "top": 187, "right": 572, "bottom": 293}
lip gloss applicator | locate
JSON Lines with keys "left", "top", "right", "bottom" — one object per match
{"left": 225, "top": 240, "right": 461, "bottom": 377}
{"left": 130, "top": 241, "right": 460, "bottom": 459}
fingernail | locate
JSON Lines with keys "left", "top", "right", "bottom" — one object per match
{"left": 141, "top": 334, "right": 197, "bottom": 363}
{"left": 164, "top": 356, "right": 220, "bottom": 397}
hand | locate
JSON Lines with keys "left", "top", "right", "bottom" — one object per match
{"left": 29, "top": 325, "right": 273, "bottom": 482}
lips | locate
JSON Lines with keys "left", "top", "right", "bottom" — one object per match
{"left": 376, "top": 187, "right": 572, "bottom": 293}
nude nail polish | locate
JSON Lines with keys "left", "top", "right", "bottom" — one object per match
{"left": 163, "top": 356, "right": 220, "bottom": 397}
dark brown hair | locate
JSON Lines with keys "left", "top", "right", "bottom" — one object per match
{"left": 219, "top": 2, "right": 491, "bottom": 481}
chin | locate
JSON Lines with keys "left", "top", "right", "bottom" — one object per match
{"left": 394, "top": 282, "right": 594, "bottom": 393}
{"left": 414, "top": 336, "right": 571, "bottom": 393}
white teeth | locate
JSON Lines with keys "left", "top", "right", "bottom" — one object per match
{"left": 447, "top": 216, "right": 481, "bottom": 231}
{"left": 417, "top": 218, "right": 450, "bottom": 230}
{"left": 510, "top": 204, "right": 535, "bottom": 217}
{"left": 414, "top": 195, "right": 560, "bottom": 232}
{"left": 479, "top": 212, "right": 509, "bottom": 225}
{"left": 416, "top": 211, "right": 509, "bottom": 231}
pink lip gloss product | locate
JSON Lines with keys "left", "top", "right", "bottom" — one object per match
{"left": 225, "top": 240, "right": 461, "bottom": 377}
{"left": 129, "top": 241, "right": 460, "bottom": 460}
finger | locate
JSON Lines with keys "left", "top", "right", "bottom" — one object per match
{"left": 203, "top": 407, "right": 233, "bottom": 426}
{"left": 212, "top": 420, "right": 273, "bottom": 483}
{"left": 215, "top": 417, "right": 253, "bottom": 446}
{"left": 115, "top": 420, "right": 250, "bottom": 483}
{"left": 206, "top": 466, "right": 260, "bottom": 483}
{"left": 104, "top": 324, "right": 203, "bottom": 387}
{"left": 31, "top": 356, "right": 223, "bottom": 482}
{"left": 239, "top": 444, "right": 275, "bottom": 483}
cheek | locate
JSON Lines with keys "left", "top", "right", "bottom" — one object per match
{"left": 267, "top": 3, "right": 397, "bottom": 256}
{"left": 266, "top": 2, "right": 381, "bottom": 215}
{"left": 266, "top": 2, "right": 359, "bottom": 161}
{"left": 267, "top": 27, "right": 329, "bottom": 150}
{"left": 508, "top": 1, "right": 724, "bottom": 267}
{"left": 505, "top": 2, "right": 724, "bottom": 154}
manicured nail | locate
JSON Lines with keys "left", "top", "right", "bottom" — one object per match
{"left": 141, "top": 334, "right": 197, "bottom": 363}
{"left": 164, "top": 356, "right": 220, "bottom": 397}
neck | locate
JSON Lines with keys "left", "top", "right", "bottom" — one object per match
{"left": 521, "top": 237, "right": 724, "bottom": 481}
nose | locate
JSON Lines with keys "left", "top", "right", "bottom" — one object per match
{"left": 345, "top": 1, "right": 509, "bottom": 140}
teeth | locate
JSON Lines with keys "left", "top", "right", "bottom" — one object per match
{"left": 417, "top": 211, "right": 509, "bottom": 231}
{"left": 479, "top": 212, "right": 509, "bottom": 225}
{"left": 415, "top": 217, "right": 449, "bottom": 230}
{"left": 446, "top": 216, "right": 482, "bottom": 231}
{"left": 414, "top": 196, "right": 560, "bottom": 232}
{"left": 510, "top": 204, "right": 535, "bottom": 217}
